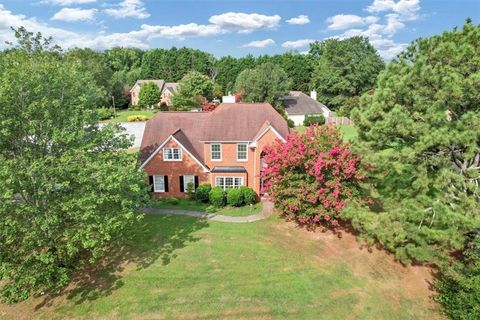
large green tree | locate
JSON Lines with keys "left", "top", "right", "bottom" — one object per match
{"left": 234, "top": 62, "right": 292, "bottom": 109}
{"left": 172, "top": 71, "right": 214, "bottom": 111}
{"left": 346, "top": 21, "right": 480, "bottom": 264}
{"left": 309, "top": 36, "right": 384, "bottom": 116}
{"left": 139, "top": 82, "right": 161, "bottom": 107}
{"left": 0, "top": 29, "right": 148, "bottom": 303}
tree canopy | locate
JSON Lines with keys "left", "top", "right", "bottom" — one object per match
{"left": 234, "top": 62, "right": 292, "bottom": 109}
{"left": 309, "top": 36, "right": 385, "bottom": 116}
{"left": 347, "top": 21, "right": 480, "bottom": 264}
{"left": 172, "top": 71, "right": 214, "bottom": 111}
{"left": 139, "top": 82, "right": 161, "bottom": 107}
{"left": 0, "top": 29, "right": 148, "bottom": 303}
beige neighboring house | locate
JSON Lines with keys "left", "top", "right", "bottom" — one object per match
{"left": 130, "top": 80, "right": 179, "bottom": 106}
{"left": 282, "top": 90, "right": 332, "bottom": 126}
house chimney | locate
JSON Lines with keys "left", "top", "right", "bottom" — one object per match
{"left": 310, "top": 90, "right": 317, "bottom": 101}
{"left": 222, "top": 92, "right": 236, "bottom": 103}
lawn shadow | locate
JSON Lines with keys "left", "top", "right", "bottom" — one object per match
{"left": 35, "top": 214, "right": 208, "bottom": 309}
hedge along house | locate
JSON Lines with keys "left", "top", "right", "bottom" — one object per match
{"left": 282, "top": 90, "right": 332, "bottom": 126}
{"left": 139, "top": 103, "right": 290, "bottom": 198}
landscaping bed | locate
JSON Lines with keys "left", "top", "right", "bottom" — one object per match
{"left": 148, "top": 198, "right": 263, "bottom": 217}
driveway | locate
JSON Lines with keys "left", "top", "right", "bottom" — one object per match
{"left": 100, "top": 122, "right": 146, "bottom": 148}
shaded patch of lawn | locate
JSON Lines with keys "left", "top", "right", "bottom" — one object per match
{"left": 102, "top": 110, "right": 156, "bottom": 123}
{"left": 148, "top": 198, "right": 209, "bottom": 212}
{"left": 0, "top": 215, "right": 443, "bottom": 320}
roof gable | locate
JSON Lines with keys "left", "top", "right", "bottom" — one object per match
{"left": 140, "top": 103, "right": 289, "bottom": 167}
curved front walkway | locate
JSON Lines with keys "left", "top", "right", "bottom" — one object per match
{"left": 141, "top": 200, "right": 273, "bottom": 223}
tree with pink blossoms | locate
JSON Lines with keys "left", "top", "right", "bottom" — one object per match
{"left": 261, "top": 125, "right": 367, "bottom": 227}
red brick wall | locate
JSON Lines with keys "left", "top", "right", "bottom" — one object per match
{"left": 203, "top": 129, "right": 282, "bottom": 194}
{"left": 142, "top": 129, "right": 284, "bottom": 198}
{"left": 143, "top": 139, "right": 208, "bottom": 198}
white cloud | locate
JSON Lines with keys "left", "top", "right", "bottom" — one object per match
{"left": 286, "top": 15, "right": 310, "bottom": 25}
{"left": 327, "top": 14, "right": 379, "bottom": 30}
{"left": 366, "top": 0, "right": 420, "bottom": 20}
{"left": 243, "top": 38, "right": 275, "bottom": 48}
{"left": 45, "top": 0, "right": 96, "bottom": 5}
{"left": 104, "top": 0, "right": 150, "bottom": 19}
{"left": 209, "top": 12, "right": 281, "bottom": 34}
{"left": 324, "top": 0, "right": 422, "bottom": 60}
{"left": 0, "top": 5, "right": 282, "bottom": 50}
{"left": 282, "top": 39, "right": 315, "bottom": 49}
{"left": 51, "top": 8, "right": 97, "bottom": 22}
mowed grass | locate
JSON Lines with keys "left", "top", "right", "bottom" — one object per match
{"left": 103, "top": 110, "right": 156, "bottom": 123}
{"left": 294, "top": 125, "right": 358, "bottom": 141}
{"left": 1, "top": 214, "right": 443, "bottom": 320}
{"left": 149, "top": 198, "right": 263, "bottom": 217}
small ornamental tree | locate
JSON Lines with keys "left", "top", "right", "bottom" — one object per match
{"left": 261, "top": 125, "right": 366, "bottom": 226}
{"left": 139, "top": 82, "right": 161, "bottom": 107}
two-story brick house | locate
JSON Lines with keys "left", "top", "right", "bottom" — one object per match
{"left": 139, "top": 103, "right": 289, "bottom": 197}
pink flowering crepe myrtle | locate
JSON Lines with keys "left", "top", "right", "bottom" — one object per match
{"left": 261, "top": 125, "right": 367, "bottom": 227}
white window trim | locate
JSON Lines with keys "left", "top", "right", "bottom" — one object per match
{"left": 236, "top": 143, "right": 248, "bottom": 162}
{"left": 153, "top": 175, "right": 165, "bottom": 193}
{"left": 140, "top": 135, "right": 209, "bottom": 173}
{"left": 210, "top": 143, "right": 222, "bottom": 162}
{"left": 183, "top": 175, "right": 195, "bottom": 193}
{"left": 215, "top": 176, "right": 244, "bottom": 190}
{"left": 163, "top": 147, "right": 182, "bottom": 161}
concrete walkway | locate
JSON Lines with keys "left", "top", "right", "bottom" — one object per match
{"left": 141, "top": 201, "right": 274, "bottom": 223}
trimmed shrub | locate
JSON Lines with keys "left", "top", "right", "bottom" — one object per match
{"left": 127, "top": 115, "right": 148, "bottom": 122}
{"left": 287, "top": 118, "right": 295, "bottom": 128}
{"left": 196, "top": 183, "right": 211, "bottom": 203}
{"left": 209, "top": 187, "right": 226, "bottom": 207}
{"left": 227, "top": 188, "right": 244, "bottom": 207}
{"left": 186, "top": 182, "right": 195, "bottom": 199}
{"left": 97, "top": 108, "right": 114, "bottom": 120}
{"left": 240, "top": 186, "right": 256, "bottom": 205}
{"left": 303, "top": 114, "right": 325, "bottom": 126}
{"left": 167, "top": 198, "right": 179, "bottom": 205}
{"left": 129, "top": 104, "right": 142, "bottom": 111}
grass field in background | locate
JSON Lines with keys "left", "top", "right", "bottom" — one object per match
{"left": 103, "top": 110, "right": 156, "bottom": 123}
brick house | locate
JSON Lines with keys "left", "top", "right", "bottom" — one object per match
{"left": 130, "top": 80, "right": 178, "bottom": 106}
{"left": 139, "top": 103, "right": 290, "bottom": 198}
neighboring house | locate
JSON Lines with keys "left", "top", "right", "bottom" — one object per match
{"left": 130, "top": 80, "right": 179, "bottom": 106}
{"left": 282, "top": 90, "right": 332, "bottom": 126}
{"left": 139, "top": 103, "right": 290, "bottom": 198}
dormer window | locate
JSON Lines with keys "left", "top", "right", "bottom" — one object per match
{"left": 163, "top": 147, "right": 182, "bottom": 161}
{"left": 211, "top": 143, "right": 222, "bottom": 161}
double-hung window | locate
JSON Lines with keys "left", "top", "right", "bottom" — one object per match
{"left": 211, "top": 143, "right": 222, "bottom": 161}
{"left": 215, "top": 176, "right": 243, "bottom": 190}
{"left": 163, "top": 147, "right": 182, "bottom": 161}
{"left": 183, "top": 175, "right": 195, "bottom": 193}
{"left": 237, "top": 143, "right": 248, "bottom": 161}
{"left": 153, "top": 175, "right": 166, "bottom": 192}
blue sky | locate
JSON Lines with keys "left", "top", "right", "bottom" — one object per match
{"left": 0, "top": 0, "right": 478, "bottom": 59}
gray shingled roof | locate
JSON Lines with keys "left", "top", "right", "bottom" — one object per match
{"left": 282, "top": 91, "right": 331, "bottom": 116}
{"left": 131, "top": 80, "right": 178, "bottom": 95}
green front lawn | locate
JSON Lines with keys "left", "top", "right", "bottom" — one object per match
{"left": 294, "top": 124, "right": 358, "bottom": 141}
{"left": 149, "top": 198, "right": 263, "bottom": 217}
{"left": 102, "top": 110, "right": 156, "bottom": 123}
{"left": 1, "top": 214, "right": 442, "bottom": 319}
